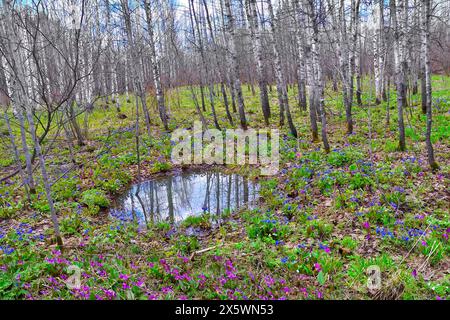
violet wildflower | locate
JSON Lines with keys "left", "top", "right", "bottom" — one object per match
{"left": 103, "top": 289, "right": 116, "bottom": 300}
{"left": 133, "top": 279, "right": 144, "bottom": 287}
{"left": 219, "top": 276, "right": 227, "bottom": 286}
{"left": 161, "top": 286, "right": 173, "bottom": 295}
{"left": 119, "top": 273, "right": 130, "bottom": 281}
{"left": 300, "top": 287, "right": 308, "bottom": 298}
{"left": 319, "top": 243, "right": 331, "bottom": 254}
{"left": 264, "top": 276, "right": 275, "bottom": 288}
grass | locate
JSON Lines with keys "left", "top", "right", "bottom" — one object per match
{"left": 0, "top": 75, "right": 449, "bottom": 300}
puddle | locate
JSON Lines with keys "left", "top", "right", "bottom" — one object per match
{"left": 109, "top": 170, "right": 260, "bottom": 225}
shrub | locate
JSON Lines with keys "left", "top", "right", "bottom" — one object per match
{"left": 81, "top": 189, "right": 110, "bottom": 208}
{"left": 327, "top": 151, "right": 351, "bottom": 167}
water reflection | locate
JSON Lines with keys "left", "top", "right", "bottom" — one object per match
{"left": 110, "top": 171, "right": 259, "bottom": 225}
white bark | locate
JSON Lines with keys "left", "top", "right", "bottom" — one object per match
{"left": 390, "top": 0, "right": 407, "bottom": 151}
{"left": 224, "top": 0, "right": 247, "bottom": 129}
{"left": 245, "top": 0, "right": 271, "bottom": 124}
{"left": 421, "top": 0, "right": 438, "bottom": 169}
{"left": 267, "top": 0, "right": 297, "bottom": 137}
{"left": 2, "top": 0, "right": 62, "bottom": 245}
{"left": 144, "top": 0, "right": 169, "bottom": 131}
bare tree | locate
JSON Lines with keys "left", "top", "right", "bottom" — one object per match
{"left": 224, "top": 0, "right": 248, "bottom": 130}
{"left": 420, "top": 0, "right": 438, "bottom": 170}
{"left": 267, "top": 0, "right": 297, "bottom": 137}
{"left": 144, "top": 0, "right": 170, "bottom": 131}
{"left": 245, "top": 0, "right": 271, "bottom": 125}
{"left": 121, "top": 0, "right": 152, "bottom": 139}
{"left": 390, "top": 0, "right": 407, "bottom": 151}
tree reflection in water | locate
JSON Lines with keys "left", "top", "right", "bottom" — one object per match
{"left": 109, "top": 171, "right": 259, "bottom": 225}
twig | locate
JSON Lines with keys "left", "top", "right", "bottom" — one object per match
{"left": 189, "top": 243, "right": 223, "bottom": 261}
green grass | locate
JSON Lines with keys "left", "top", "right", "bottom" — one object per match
{"left": 0, "top": 75, "right": 449, "bottom": 300}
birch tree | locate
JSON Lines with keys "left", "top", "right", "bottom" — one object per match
{"left": 267, "top": 0, "right": 297, "bottom": 137}
{"left": 374, "top": 0, "right": 386, "bottom": 104}
{"left": 420, "top": 0, "right": 438, "bottom": 170}
{"left": 245, "top": 0, "right": 271, "bottom": 125}
{"left": 144, "top": 0, "right": 170, "bottom": 131}
{"left": 2, "top": 0, "right": 63, "bottom": 246}
{"left": 121, "top": 0, "right": 152, "bottom": 138}
{"left": 293, "top": 0, "right": 307, "bottom": 111}
{"left": 390, "top": 0, "right": 407, "bottom": 151}
{"left": 224, "top": 0, "right": 248, "bottom": 130}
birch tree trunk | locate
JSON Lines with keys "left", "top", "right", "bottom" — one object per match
{"left": 267, "top": 0, "right": 297, "bottom": 137}
{"left": 4, "top": 110, "right": 30, "bottom": 201}
{"left": 202, "top": 0, "right": 234, "bottom": 126}
{"left": 374, "top": 0, "right": 385, "bottom": 104}
{"left": 338, "top": 0, "right": 351, "bottom": 133}
{"left": 18, "top": 110, "right": 36, "bottom": 191}
{"left": 347, "top": 0, "right": 360, "bottom": 133}
{"left": 421, "top": 0, "right": 438, "bottom": 170}
{"left": 219, "top": 0, "right": 237, "bottom": 114}
{"left": 121, "top": 0, "right": 152, "bottom": 139}
{"left": 355, "top": 23, "right": 362, "bottom": 107}
{"left": 420, "top": 66, "right": 427, "bottom": 114}
{"left": 245, "top": 0, "right": 271, "bottom": 125}
{"left": 303, "top": 0, "right": 319, "bottom": 142}
{"left": 293, "top": 0, "right": 307, "bottom": 111}
{"left": 187, "top": 0, "right": 208, "bottom": 125}
{"left": 390, "top": 0, "right": 407, "bottom": 151}
{"left": 305, "top": 0, "right": 329, "bottom": 151}
{"left": 144, "top": 0, "right": 170, "bottom": 131}
{"left": 189, "top": 0, "right": 221, "bottom": 130}
{"left": 224, "top": 0, "right": 248, "bottom": 130}
{"left": 1, "top": 19, "right": 36, "bottom": 194}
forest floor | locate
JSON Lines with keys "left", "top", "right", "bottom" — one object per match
{"left": 0, "top": 76, "right": 449, "bottom": 300}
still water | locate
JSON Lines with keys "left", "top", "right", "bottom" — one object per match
{"left": 109, "top": 171, "right": 260, "bottom": 225}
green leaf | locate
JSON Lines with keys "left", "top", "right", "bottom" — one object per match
{"left": 317, "top": 271, "right": 326, "bottom": 285}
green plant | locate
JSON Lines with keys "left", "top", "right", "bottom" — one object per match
{"left": 60, "top": 214, "right": 86, "bottom": 236}
{"left": 81, "top": 189, "right": 110, "bottom": 208}
{"left": 341, "top": 236, "right": 358, "bottom": 251}
{"left": 305, "top": 220, "right": 333, "bottom": 240}
{"left": 327, "top": 151, "right": 351, "bottom": 167}
{"left": 181, "top": 213, "right": 211, "bottom": 228}
{"left": 247, "top": 214, "right": 290, "bottom": 242}
{"left": 173, "top": 235, "right": 199, "bottom": 254}
{"left": 53, "top": 177, "right": 80, "bottom": 201}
